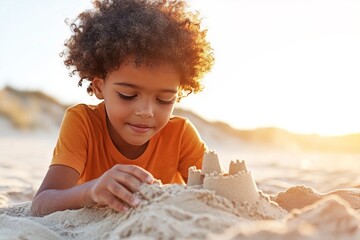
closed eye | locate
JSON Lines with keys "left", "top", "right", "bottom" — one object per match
{"left": 157, "top": 98, "right": 176, "bottom": 104}
{"left": 117, "top": 92, "right": 136, "bottom": 100}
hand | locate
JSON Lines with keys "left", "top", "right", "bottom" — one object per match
{"left": 89, "top": 164, "right": 154, "bottom": 212}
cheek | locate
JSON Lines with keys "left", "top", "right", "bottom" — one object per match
{"left": 105, "top": 101, "right": 131, "bottom": 121}
{"left": 155, "top": 105, "right": 175, "bottom": 123}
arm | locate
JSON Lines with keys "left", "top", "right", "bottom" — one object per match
{"left": 31, "top": 164, "right": 154, "bottom": 216}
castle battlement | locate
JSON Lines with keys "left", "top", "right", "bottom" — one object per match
{"left": 187, "top": 151, "right": 259, "bottom": 204}
{"left": 229, "top": 159, "right": 247, "bottom": 175}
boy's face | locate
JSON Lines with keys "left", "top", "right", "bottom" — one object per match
{"left": 92, "top": 61, "right": 180, "bottom": 151}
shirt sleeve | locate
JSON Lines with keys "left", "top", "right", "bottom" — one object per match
{"left": 177, "top": 119, "right": 207, "bottom": 179}
{"left": 51, "top": 106, "right": 88, "bottom": 174}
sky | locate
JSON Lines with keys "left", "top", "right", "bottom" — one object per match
{"left": 1, "top": 0, "right": 360, "bottom": 136}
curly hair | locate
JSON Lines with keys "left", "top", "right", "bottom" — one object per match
{"left": 61, "top": 0, "right": 214, "bottom": 99}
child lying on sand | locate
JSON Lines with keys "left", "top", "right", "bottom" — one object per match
{"left": 31, "top": 0, "right": 214, "bottom": 216}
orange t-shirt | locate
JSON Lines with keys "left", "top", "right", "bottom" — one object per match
{"left": 51, "top": 102, "right": 206, "bottom": 184}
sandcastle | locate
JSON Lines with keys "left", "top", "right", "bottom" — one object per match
{"left": 187, "top": 151, "right": 259, "bottom": 204}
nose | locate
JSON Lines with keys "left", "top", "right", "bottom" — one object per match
{"left": 135, "top": 101, "right": 154, "bottom": 118}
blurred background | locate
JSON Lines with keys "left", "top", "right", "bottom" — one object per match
{"left": 0, "top": 0, "right": 360, "bottom": 205}
{"left": 1, "top": 0, "right": 360, "bottom": 136}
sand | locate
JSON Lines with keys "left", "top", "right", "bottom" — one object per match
{"left": 1, "top": 183, "right": 359, "bottom": 240}
{"left": 1, "top": 137, "right": 360, "bottom": 240}
{"left": 1, "top": 155, "right": 360, "bottom": 240}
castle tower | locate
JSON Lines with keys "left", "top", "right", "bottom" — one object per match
{"left": 187, "top": 166, "right": 203, "bottom": 186}
{"left": 201, "top": 151, "right": 223, "bottom": 175}
{"left": 229, "top": 160, "right": 247, "bottom": 175}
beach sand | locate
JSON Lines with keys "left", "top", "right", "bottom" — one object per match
{"left": 1, "top": 183, "right": 359, "bottom": 240}
{"left": 1, "top": 135, "right": 360, "bottom": 240}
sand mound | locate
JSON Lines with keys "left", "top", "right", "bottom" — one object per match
{"left": 1, "top": 183, "right": 359, "bottom": 240}
{"left": 212, "top": 195, "right": 360, "bottom": 240}
{"left": 0, "top": 182, "right": 285, "bottom": 240}
{"left": 272, "top": 185, "right": 360, "bottom": 211}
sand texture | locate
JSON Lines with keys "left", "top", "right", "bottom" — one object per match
{"left": 1, "top": 151, "right": 360, "bottom": 239}
{"left": 1, "top": 182, "right": 359, "bottom": 240}
{"left": 1, "top": 137, "right": 360, "bottom": 240}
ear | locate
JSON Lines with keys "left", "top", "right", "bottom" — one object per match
{"left": 92, "top": 77, "right": 105, "bottom": 99}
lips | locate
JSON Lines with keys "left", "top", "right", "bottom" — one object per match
{"left": 128, "top": 123, "right": 152, "bottom": 134}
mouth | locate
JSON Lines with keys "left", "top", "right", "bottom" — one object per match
{"left": 128, "top": 123, "right": 152, "bottom": 134}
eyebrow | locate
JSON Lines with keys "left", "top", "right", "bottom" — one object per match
{"left": 114, "top": 82, "right": 178, "bottom": 94}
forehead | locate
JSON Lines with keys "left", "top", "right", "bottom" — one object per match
{"left": 107, "top": 61, "right": 181, "bottom": 90}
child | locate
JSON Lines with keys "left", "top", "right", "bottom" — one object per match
{"left": 31, "top": 0, "right": 214, "bottom": 216}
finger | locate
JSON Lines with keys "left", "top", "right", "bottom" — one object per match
{"left": 107, "top": 197, "right": 129, "bottom": 212}
{"left": 91, "top": 184, "right": 130, "bottom": 211}
{"left": 114, "top": 165, "right": 154, "bottom": 184}
{"left": 111, "top": 171, "right": 143, "bottom": 192}
{"left": 107, "top": 180, "right": 141, "bottom": 207}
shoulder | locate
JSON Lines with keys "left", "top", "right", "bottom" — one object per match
{"left": 66, "top": 102, "right": 102, "bottom": 114}
{"left": 61, "top": 102, "right": 105, "bottom": 130}
{"left": 65, "top": 102, "right": 103, "bottom": 119}
{"left": 166, "top": 115, "right": 191, "bottom": 128}
{"left": 168, "top": 115, "right": 187, "bottom": 124}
